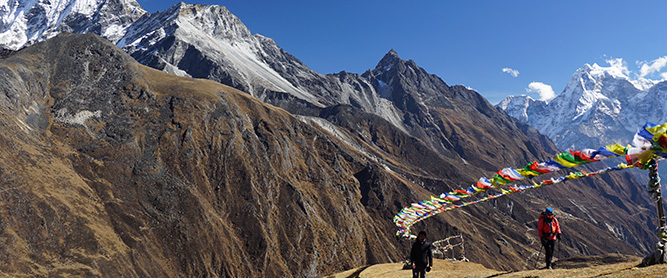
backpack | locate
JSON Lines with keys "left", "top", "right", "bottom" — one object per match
{"left": 541, "top": 212, "right": 557, "bottom": 234}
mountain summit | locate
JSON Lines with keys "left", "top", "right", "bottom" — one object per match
{"left": 119, "top": 3, "right": 327, "bottom": 107}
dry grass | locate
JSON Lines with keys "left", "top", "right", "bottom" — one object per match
{"left": 328, "top": 259, "right": 500, "bottom": 278}
{"left": 328, "top": 257, "right": 667, "bottom": 278}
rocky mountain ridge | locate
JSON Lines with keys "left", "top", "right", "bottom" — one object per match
{"left": 1, "top": 1, "right": 551, "bottom": 163}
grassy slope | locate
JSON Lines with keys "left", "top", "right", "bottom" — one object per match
{"left": 328, "top": 254, "right": 667, "bottom": 278}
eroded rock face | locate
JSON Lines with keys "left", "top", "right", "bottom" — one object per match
{"left": 0, "top": 33, "right": 658, "bottom": 277}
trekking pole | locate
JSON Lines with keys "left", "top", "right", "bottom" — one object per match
{"left": 534, "top": 243, "right": 543, "bottom": 269}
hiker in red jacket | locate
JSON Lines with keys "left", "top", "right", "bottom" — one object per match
{"left": 538, "top": 207, "right": 561, "bottom": 269}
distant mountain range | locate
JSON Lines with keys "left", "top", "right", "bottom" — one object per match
{"left": 498, "top": 62, "right": 667, "bottom": 151}
{"left": 1, "top": 0, "right": 561, "bottom": 172}
{"left": 0, "top": 0, "right": 661, "bottom": 277}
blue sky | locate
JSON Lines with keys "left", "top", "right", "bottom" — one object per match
{"left": 137, "top": 1, "right": 667, "bottom": 104}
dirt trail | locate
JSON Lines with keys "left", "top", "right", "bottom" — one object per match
{"left": 328, "top": 254, "right": 667, "bottom": 278}
{"left": 328, "top": 260, "right": 500, "bottom": 278}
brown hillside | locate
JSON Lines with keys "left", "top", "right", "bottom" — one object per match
{"left": 0, "top": 33, "right": 414, "bottom": 277}
{"left": 0, "top": 33, "right": 661, "bottom": 277}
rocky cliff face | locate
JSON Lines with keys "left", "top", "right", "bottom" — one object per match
{"left": 0, "top": 33, "right": 659, "bottom": 277}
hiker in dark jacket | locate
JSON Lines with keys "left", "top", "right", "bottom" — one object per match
{"left": 410, "top": 231, "right": 433, "bottom": 278}
{"left": 538, "top": 207, "right": 562, "bottom": 269}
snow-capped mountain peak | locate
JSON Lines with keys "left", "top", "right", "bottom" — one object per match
{"left": 497, "top": 95, "right": 535, "bottom": 120}
{"left": 499, "top": 62, "right": 667, "bottom": 151}
{"left": 116, "top": 2, "right": 325, "bottom": 106}
{"left": 565, "top": 62, "right": 631, "bottom": 95}
{"left": 171, "top": 3, "right": 254, "bottom": 42}
{"left": 497, "top": 94, "right": 535, "bottom": 109}
{"left": 574, "top": 61, "right": 660, "bottom": 91}
{"left": 583, "top": 62, "right": 628, "bottom": 80}
{"left": 0, "top": 0, "right": 146, "bottom": 50}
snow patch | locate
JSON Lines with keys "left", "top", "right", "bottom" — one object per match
{"left": 102, "top": 24, "right": 126, "bottom": 40}
{"left": 14, "top": 118, "right": 34, "bottom": 132}
{"left": 377, "top": 79, "right": 392, "bottom": 100}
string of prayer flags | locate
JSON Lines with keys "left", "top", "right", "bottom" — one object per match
{"left": 394, "top": 122, "right": 667, "bottom": 238}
